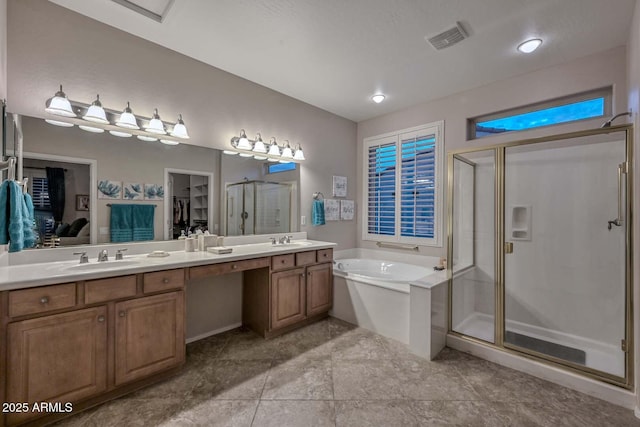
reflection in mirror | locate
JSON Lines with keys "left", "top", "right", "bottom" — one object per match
{"left": 226, "top": 180, "right": 292, "bottom": 236}
{"left": 23, "top": 158, "right": 90, "bottom": 247}
{"left": 166, "top": 170, "right": 211, "bottom": 239}
{"left": 9, "top": 114, "right": 300, "bottom": 248}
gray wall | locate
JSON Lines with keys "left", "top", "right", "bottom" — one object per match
{"left": 7, "top": 0, "right": 358, "bottom": 250}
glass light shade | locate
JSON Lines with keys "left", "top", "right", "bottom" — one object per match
{"left": 170, "top": 114, "right": 190, "bottom": 139}
{"left": 137, "top": 135, "right": 158, "bottom": 142}
{"left": 83, "top": 95, "right": 109, "bottom": 124}
{"left": 267, "top": 157, "right": 279, "bottom": 162}
{"left": 267, "top": 140, "right": 280, "bottom": 156}
{"left": 45, "top": 119, "right": 74, "bottom": 127}
{"left": 160, "top": 139, "right": 180, "bottom": 146}
{"left": 279, "top": 160, "right": 292, "bottom": 164}
{"left": 109, "top": 130, "right": 132, "bottom": 137}
{"left": 79, "top": 125, "right": 105, "bottom": 133}
{"left": 236, "top": 130, "right": 252, "bottom": 150}
{"left": 293, "top": 145, "right": 306, "bottom": 161}
{"left": 239, "top": 152, "right": 253, "bottom": 157}
{"left": 252, "top": 134, "right": 267, "bottom": 153}
{"left": 223, "top": 150, "right": 239, "bottom": 155}
{"left": 145, "top": 109, "right": 166, "bottom": 134}
{"left": 254, "top": 155, "right": 268, "bottom": 160}
{"left": 517, "top": 38, "right": 542, "bottom": 53}
{"left": 45, "top": 85, "right": 76, "bottom": 117}
{"left": 115, "top": 102, "right": 139, "bottom": 129}
{"left": 281, "top": 142, "right": 294, "bottom": 159}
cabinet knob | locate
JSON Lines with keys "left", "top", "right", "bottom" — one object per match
{"left": 281, "top": 259, "right": 286, "bottom": 264}
{"left": 308, "top": 272, "right": 312, "bottom": 276}
{"left": 40, "top": 296, "right": 49, "bottom": 304}
{"left": 232, "top": 264, "right": 238, "bottom": 269}
{"left": 323, "top": 253, "right": 328, "bottom": 258}
{"left": 119, "top": 311, "right": 126, "bottom": 318}
{"left": 97, "top": 315, "right": 105, "bottom": 323}
{"left": 162, "top": 278, "right": 170, "bottom": 284}
{"left": 300, "top": 273, "right": 305, "bottom": 278}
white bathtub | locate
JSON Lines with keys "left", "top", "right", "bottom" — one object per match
{"left": 331, "top": 255, "right": 446, "bottom": 357}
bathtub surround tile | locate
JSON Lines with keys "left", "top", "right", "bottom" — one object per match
{"left": 252, "top": 400, "right": 336, "bottom": 427}
{"left": 54, "top": 317, "right": 640, "bottom": 427}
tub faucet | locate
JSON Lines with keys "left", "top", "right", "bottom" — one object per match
{"left": 97, "top": 249, "right": 109, "bottom": 262}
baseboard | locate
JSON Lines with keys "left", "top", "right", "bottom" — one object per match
{"left": 185, "top": 322, "right": 242, "bottom": 344}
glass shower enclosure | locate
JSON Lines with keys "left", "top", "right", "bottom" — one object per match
{"left": 226, "top": 180, "right": 293, "bottom": 236}
{"left": 448, "top": 125, "right": 633, "bottom": 387}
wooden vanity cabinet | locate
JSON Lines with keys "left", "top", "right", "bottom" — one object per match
{"left": 244, "top": 249, "right": 333, "bottom": 337}
{"left": 1, "top": 269, "right": 186, "bottom": 426}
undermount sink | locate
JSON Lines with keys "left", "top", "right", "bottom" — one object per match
{"left": 65, "top": 260, "right": 141, "bottom": 271}
{"left": 280, "top": 241, "right": 314, "bottom": 246}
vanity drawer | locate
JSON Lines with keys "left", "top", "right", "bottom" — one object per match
{"left": 272, "top": 254, "right": 295, "bottom": 271}
{"left": 190, "top": 257, "right": 270, "bottom": 279}
{"left": 144, "top": 269, "right": 185, "bottom": 293}
{"left": 317, "top": 248, "right": 333, "bottom": 262}
{"left": 9, "top": 283, "right": 77, "bottom": 318}
{"left": 295, "top": 251, "right": 317, "bottom": 266}
{"left": 85, "top": 275, "right": 137, "bottom": 304}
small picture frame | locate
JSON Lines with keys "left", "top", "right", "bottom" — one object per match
{"left": 76, "top": 194, "right": 90, "bottom": 211}
{"left": 332, "top": 175, "right": 347, "bottom": 197}
{"left": 340, "top": 200, "right": 355, "bottom": 220}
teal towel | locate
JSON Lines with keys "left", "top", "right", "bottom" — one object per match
{"left": 110, "top": 204, "right": 134, "bottom": 242}
{"left": 312, "top": 199, "right": 325, "bottom": 226}
{"left": 0, "top": 181, "right": 26, "bottom": 252}
{"left": 22, "top": 193, "right": 36, "bottom": 249}
{"left": 132, "top": 205, "right": 154, "bottom": 241}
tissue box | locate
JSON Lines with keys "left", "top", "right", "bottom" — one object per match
{"left": 207, "top": 246, "right": 233, "bottom": 255}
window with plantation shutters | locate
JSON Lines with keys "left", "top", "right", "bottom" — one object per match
{"left": 363, "top": 122, "right": 443, "bottom": 246}
{"left": 31, "top": 177, "right": 51, "bottom": 210}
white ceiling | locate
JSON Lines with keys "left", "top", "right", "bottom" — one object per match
{"left": 49, "top": 0, "right": 636, "bottom": 122}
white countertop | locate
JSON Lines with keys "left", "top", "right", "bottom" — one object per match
{"left": 0, "top": 240, "right": 336, "bottom": 291}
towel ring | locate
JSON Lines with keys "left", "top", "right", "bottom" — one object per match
{"left": 313, "top": 192, "right": 324, "bottom": 200}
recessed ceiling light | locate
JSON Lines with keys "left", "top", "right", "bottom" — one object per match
{"left": 517, "top": 38, "right": 542, "bottom": 54}
{"left": 371, "top": 94, "right": 386, "bottom": 103}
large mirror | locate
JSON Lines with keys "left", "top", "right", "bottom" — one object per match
{"left": 6, "top": 114, "right": 300, "bottom": 248}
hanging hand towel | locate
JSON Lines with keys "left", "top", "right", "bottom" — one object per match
{"left": 312, "top": 199, "right": 325, "bottom": 226}
{"left": 132, "top": 205, "right": 155, "bottom": 241}
{"left": 0, "top": 181, "right": 26, "bottom": 252}
{"left": 110, "top": 204, "right": 134, "bottom": 242}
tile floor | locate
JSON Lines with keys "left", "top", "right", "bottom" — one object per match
{"left": 55, "top": 317, "right": 640, "bottom": 426}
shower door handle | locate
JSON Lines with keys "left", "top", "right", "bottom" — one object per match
{"left": 504, "top": 242, "right": 513, "bottom": 254}
{"left": 608, "top": 162, "right": 627, "bottom": 230}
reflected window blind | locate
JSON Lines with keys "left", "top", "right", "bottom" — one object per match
{"left": 400, "top": 135, "right": 435, "bottom": 238}
{"left": 367, "top": 142, "right": 396, "bottom": 235}
{"left": 31, "top": 177, "right": 51, "bottom": 210}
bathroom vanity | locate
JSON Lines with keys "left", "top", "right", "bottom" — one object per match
{"left": 0, "top": 240, "right": 334, "bottom": 426}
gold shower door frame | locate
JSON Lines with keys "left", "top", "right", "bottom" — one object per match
{"left": 447, "top": 124, "right": 634, "bottom": 389}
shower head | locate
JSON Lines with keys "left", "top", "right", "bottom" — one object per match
{"left": 601, "top": 111, "right": 632, "bottom": 128}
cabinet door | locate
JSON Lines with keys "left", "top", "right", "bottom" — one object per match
{"left": 7, "top": 306, "right": 107, "bottom": 425}
{"left": 114, "top": 291, "right": 185, "bottom": 386}
{"left": 271, "top": 267, "right": 306, "bottom": 330}
{"left": 306, "top": 263, "right": 333, "bottom": 316}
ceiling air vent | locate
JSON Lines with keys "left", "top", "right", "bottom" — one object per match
{"left": 426, "top": 22, "right": 468, "bottom": 50}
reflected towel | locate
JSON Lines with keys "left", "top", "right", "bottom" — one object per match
{"left": 110, "top": 204, "right": 134, "bottom": 242}
{"left": 0, "top": 180, "right": 26, "bottom": 252}
{"left": 132, "top": 205, "right": 155, "bottom": 241}
{"left": 312, "top": 199, "right": 325, "bottom": 226}
{"left": 22, "top": 193, "right": 36, "bottom": 249}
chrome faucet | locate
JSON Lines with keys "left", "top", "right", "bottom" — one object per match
{"left": 73, "top": 252, "right": 88, "bottom": 264}
{"left": 278, "top": 235, "right": 293, "bottom": 244}
{"left": 97, "top": 249, "right": 109, "bottom": 262}
{"left": 115, "top": 248, "right": 127, "bottom": 260}
{"left": 270, "top": 237, "right": 277, "bottom": 245}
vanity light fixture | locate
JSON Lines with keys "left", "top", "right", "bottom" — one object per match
{"left": 252, "top": 133, "right": 267, "bottom": 153}
{"left": 169, "top": 114, "right": 190, "bottom": 139}
{"left": 145, "top": 109, "right": 166, "bottom": 134}
{"left": 78, "top": 124, "right": 105, "bottom": 133}
{"left": 115, "top": 102, "right": 139, "bottom": 129}
{"left": 280, "top": 140, "right": 294, "bottom": 160}
{"left": 267, "top": 137, "right": 280, "bottom": 156}
{"left": 293, "top": 144, "right": 305, "bottom": 161}
{"left": 82, "top": 95, "right": 109, "bottom": 124}
{"left": 371, "top": 94, "right": 386, "bottom": 104}
{"left": 517, "top": 38, "right": 542, "bottom": 53}
{"left": 45, "top": 85, "right": 76, "bottom": 117}
{"left": 236, "top": 129, "right": 253, "bottom": 150}
{"left": 109, "top": 130, "right": 133, "bottom": 137}
{"left": 160, "top": 139, "right": 180, "bottom": 146}
{"left": 137, "top": 135, "right": 158, "bottom": 142}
